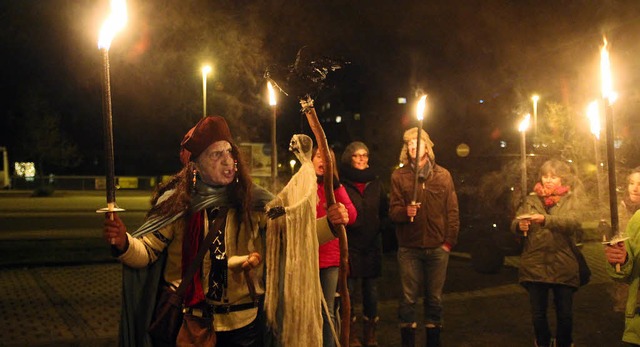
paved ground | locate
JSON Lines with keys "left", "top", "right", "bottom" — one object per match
{"left": 0, "top": 190, "right": 629, "bottom": 346}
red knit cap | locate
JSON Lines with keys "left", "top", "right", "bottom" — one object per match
{"left": 180, "top": 116, "right": 233, "bottom": 164}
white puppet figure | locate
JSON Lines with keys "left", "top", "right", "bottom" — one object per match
{"left": 265, "top": 134, "right": 324, "bottom": 346}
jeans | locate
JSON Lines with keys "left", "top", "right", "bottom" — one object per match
{"left": 347, "top": 277, "right": 379, "bottom": 318}
{"left": 320, "top": 266, "right": 339, "bottom": 347}
{"left": 524, "top": 282, "right": 575, "bottom": 347}
{"left": 397, "top": 246, "right": 450, "bottom": 326}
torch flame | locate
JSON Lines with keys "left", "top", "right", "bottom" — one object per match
{"left": 600, "top": 37, "right": 617, "bottom": 103}
{"left": 416, "top": 95, "right": 427, "bottom": 121}
{"left": 98, "top": 0, "right": 128, "bottom": 50}
{"left": 587, "top": 100, "right": 600, "bottom": 139}
{"left": 518, "top": 114, "right": 531, "bottom": 133}
{"left": 267, "top": 81, "right": 277, "bottom": 106}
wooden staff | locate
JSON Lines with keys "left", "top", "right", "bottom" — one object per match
{"left": 300, "top": 95, "right": 350, "bottom": 347}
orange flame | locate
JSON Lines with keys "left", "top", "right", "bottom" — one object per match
{"left": 518, "top": 114, "right": 531, "bottom": 133}
{"left": 587, "top": 100, "right": 600, "bottom": 139}
{"left": 267, "top": 81, "right": 277, "bottom": 106}
{"left": 98, "top": 0, "right": 127, "bottom": 50}
{"left": 416, "top": 95, "right": 427, "bottom": 121}
{"left": 600, "top": 37, "right": 616, "bottom": 103}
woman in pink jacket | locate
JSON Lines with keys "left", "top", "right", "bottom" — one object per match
{"left": 312, "top": 146, "right": 357, "bottom": 347}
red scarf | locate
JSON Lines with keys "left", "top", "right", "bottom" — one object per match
{"left": 533, "top": 182, "right": 570, "bottom": 207}
{"left": 182, "top": 210, "right": 205, "bottom": 306}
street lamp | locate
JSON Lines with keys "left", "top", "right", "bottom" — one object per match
{"left": 289, "top": 159, "right": 296, "bottom": 175}
{"left": 531, "top": 94, "right": 539, "bottom": 144}
{"left": 202, "top": 65, "right": 212, "bottom": 118}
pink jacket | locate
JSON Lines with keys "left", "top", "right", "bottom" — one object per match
{"left": 316, "top": 182, "right": 357, "bottom": 269}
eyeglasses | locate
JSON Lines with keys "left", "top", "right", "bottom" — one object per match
{"left": 352, "top": 153, "right": 369, "bottom": 159}
{"left": 207, "top": 148, "right": 233, "bottom": 160}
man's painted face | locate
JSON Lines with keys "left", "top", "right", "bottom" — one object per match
{"left": 351, "top": 149, "right": 369, "bottom": 170}
{"left": 195, "top": 140, "right": 235, "bottom": 186}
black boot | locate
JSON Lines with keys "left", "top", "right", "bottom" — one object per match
{"left": 425, "top": 326, "right": 441, "bottom": 347}
{"left": 400, "top": 324, "right": 416, "bottom": 347}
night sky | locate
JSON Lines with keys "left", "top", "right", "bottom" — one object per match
{"left": 1, "top": 0, "right": 639, "bottom": 179}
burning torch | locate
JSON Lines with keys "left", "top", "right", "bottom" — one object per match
{"left": 517, "top": 114, "right": 531, "bottom": 236}
{"left": 410, "top": 95, "right": 427, "bottom": 223}
{"left": 267, "top": 80, "right": 278, "bottom": 193}
{"left": 599, "top": 37, "right": 627, "bottom": 271}
{"left": 96, "top": 0, "right": 127, "bottom": 239}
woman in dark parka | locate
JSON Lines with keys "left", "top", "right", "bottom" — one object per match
{"left": 340, "top": 141, "right": 389, "bottom": 347}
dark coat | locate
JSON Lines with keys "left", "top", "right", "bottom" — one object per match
{"left": 342, "top": 176, "right": 388, "bottom": 278}
{"left": 511, "top": 192, "right": 582, "bottom": 288}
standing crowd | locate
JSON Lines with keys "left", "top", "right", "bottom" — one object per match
{"left": 103, "top": 113, "right": 640, "bottom": 347}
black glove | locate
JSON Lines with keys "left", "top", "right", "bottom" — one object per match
{"left": 267, "top": 206, "right": 285, "bottom": 220}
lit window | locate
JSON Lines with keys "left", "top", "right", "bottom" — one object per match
{"left": 397, "top": 97, "right": 407, "bottom": 104}
{"left": 15, "top": 162, "right": 36, "bottom": 179}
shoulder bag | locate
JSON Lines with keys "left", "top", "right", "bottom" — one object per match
{"left": 148, "top": 207, "right": 228, "bottom": 347}
{"left": 564, "top": 234, "right": 591, "bottom": 286}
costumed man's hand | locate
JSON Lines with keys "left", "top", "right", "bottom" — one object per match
{"left": 103, "top": 213, "right": 128, "bottom": 252}
{"left": 605, "top": 242, "right": 628, "bottom": 265}
{"left": 327, "top": 202, "right": 349, "bottom": 226}
{"left": 242, "top": 252, "right": 262, "bottom": 270}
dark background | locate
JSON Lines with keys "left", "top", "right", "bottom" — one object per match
{"left": 1, "top": 0, "right": 639, "bottom": 181}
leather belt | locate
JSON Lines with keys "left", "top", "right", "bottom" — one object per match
{"left": 183, "top": 296, "right": 263, "bottom": 318}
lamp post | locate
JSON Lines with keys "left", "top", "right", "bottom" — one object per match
{"left": 518, "top": 114, "right": 531, "bottom": 236}
{"left": 267, "top": 81, "right": 278, "bottom": 192}
{"left": 202, "top": 65, "right": 211, "bottom": 118}
{"left": 531, "top": 95, "right": 539, "bottom": 144}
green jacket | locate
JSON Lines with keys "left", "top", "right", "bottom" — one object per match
{"left": 607, "top": 210, "right": 640, "bottom": 345}
{"left": 511, "top": 192, "right": 582, "bottom": 288}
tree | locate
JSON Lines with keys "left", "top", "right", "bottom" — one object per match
{"left": 17, "top": 91, "right": 81, "bottom": 176}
